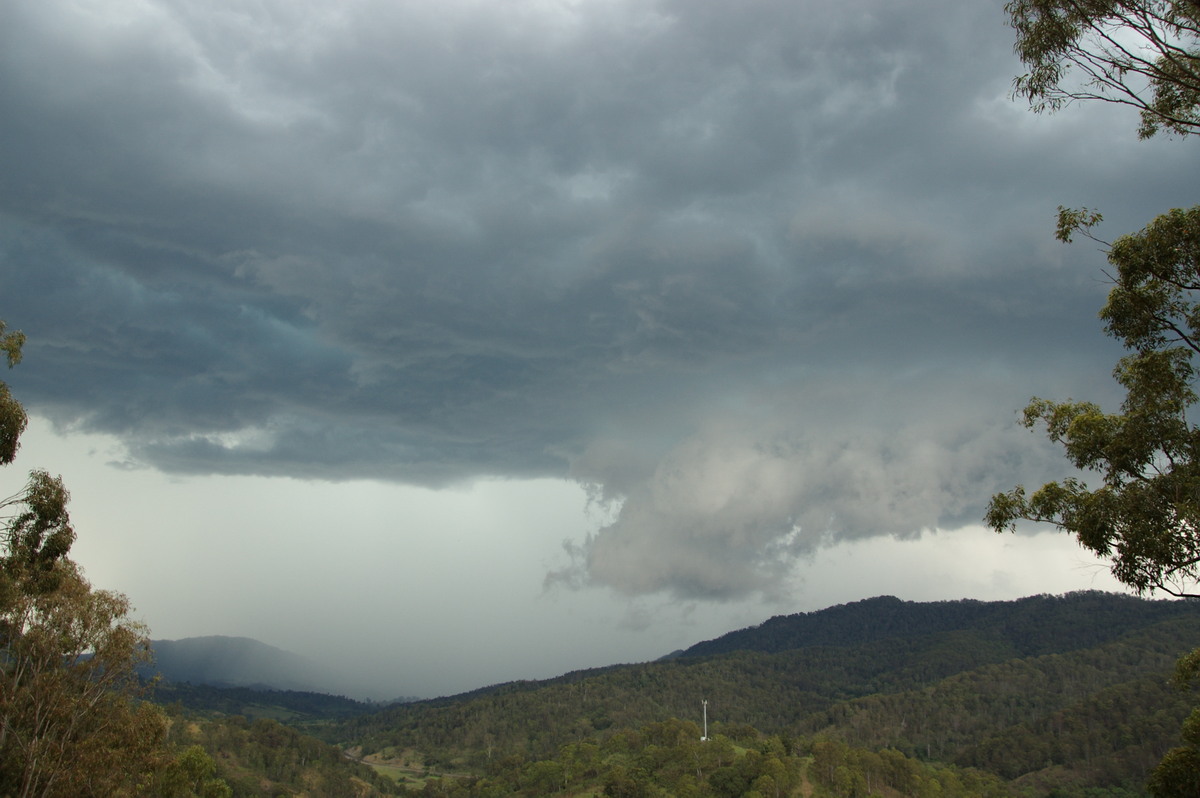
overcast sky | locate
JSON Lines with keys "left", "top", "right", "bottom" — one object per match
{"left": 0, "top": 0, "right": 1195, "bottom": 699}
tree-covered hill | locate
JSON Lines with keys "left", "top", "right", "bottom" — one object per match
{"left": 330, "top": 591, "right": 1200, "bottom": 796}
{"left": 798, "top": 617, "right": 1200, "bottom": 791}
{"left": 162, "top": 712, "right": 404, "bottom": 797}
{"left": 378, "top": 717, "right": 1023, "bottom": 798}
{"left": 157, "top": 592, "right": 1200, "bottom": 794}
{"left": 677, "top": 592, "right": 1200, "bottom": 659}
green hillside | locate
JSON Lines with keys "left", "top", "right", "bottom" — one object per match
{"left": 323, "top": 592, "right": 1200, "bottom": 796}
{"left": 677, "top": 593, "right": 1200, "bottom": 659}
{"left": 143, "top": 592, "right": 1200, "bottom": 795}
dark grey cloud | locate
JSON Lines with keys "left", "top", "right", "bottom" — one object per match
{"left": 1, "top": 0, "right": 1195, "bottom": 600}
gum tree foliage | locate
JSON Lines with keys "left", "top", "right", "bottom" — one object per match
{"left": 1144, "top": 650, "right": 1200, "bottom": 796}
{"left": 1006, "top": 0, "right": 1200, "bottom": 138}
{"left": 989, "top": 0, "right": 1200, "bottom": 598}
{"left": 0, "top": 322, "right": 26, "bottom": 466}
{"left": 0, "top": 321, "right": 169, "bottom": 797}
{"left": 990, "top": 3, "right": 1200, "bottom": 794}
{"left": 986, "top": 206, "right": 1200, "bottom": 598}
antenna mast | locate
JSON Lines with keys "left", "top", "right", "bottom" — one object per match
{"left": 701, "top": 699, "right": 708, "bottom": 741}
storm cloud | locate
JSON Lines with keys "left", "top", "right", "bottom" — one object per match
{"left": 1, "top": 0, "right": 1195, "bottom": 602}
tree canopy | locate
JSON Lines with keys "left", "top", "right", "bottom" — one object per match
{"left": 986, "top": 206, "right": 1200, "bottom": 598}
{"left": 0, "top": 321, "right": 174, "bottom": 797}
{"left": 0, "top": 320, "right": 27, "bottom": 467}
{"left": 1006, "top": 0, "right": 1200, "bottom": 137}
{"left": 990, "top": 0, "right": 1200, "bottom": 598}
{"left": 992, "top": 3, "right": 1200, "bottom": 793}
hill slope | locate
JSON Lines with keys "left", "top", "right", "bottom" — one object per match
{"left": 676, "top": 591, "right": 1200, "bottom": 658}
{"left": 332, "top": 591, "right": 1200, "bottom": 795}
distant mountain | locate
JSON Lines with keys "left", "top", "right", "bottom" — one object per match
{"left": 147, "top": 635, "right": 334, "bottom": 693}
{"left": 674, "top": 590, "right": 1200, "bottom": 659}
{"left": 150, "top": 681, "right": 378, "bottom": 723}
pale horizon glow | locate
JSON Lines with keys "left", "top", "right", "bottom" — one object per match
{"left": 15, "top": 417, "right": 1134, "bottom": 699}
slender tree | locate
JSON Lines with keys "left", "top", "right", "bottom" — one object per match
{"left": 0, "top": 321, "right": 170, "bottom": 797}
{"left": 986, "top": 206, "right": 1200, "bottom": 598}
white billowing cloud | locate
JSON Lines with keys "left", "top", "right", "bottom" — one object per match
{"left": 560, "top": 377, "right": 1066, "bottom": 600}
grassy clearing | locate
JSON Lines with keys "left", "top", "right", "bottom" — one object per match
{"left": 344, "top": 746, "right": 473, "bottom": 787}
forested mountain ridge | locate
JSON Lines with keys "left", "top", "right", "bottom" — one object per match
{"left": 333, "top": 591, "right": 1200, "bottom": 795}
{"left": 799, "top": 617, "right": 1200, "bottom": 785}
{"left": 677, "top": 591, "right": 1200, "bottom": 659}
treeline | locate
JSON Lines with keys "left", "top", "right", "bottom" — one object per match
{"left": 163, "top": 710, "right": 403, "bottom": 797}
{"left": 802, "top": 623, "right": 1200, "bottom": 792}
{"left": 807, "top": 737, "right": 1019, "bottom": 798}
{"left": 387, "top": 717, "right": 1021, "bottom": 798}
{"left": 802, "top": 618, "right": 1198, "bottom": 747}
{"left": 678, "top": 593, "right": 1200, "bottom": 660}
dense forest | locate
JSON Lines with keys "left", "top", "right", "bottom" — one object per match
{"left": 158, "top": 711, "right": 402, "bottom": 797}
{"left": 135, "top": 591, "right": 1200, "bottom": 796}
{"left": 304, "top": 591, "right": 1197, "bottom": 796}
{"left": 677, "top": 593, "right": 1200, "bottom": 659}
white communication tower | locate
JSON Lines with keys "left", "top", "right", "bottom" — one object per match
{"left": 701, "top": 699, "right": 708, "bottom": 741}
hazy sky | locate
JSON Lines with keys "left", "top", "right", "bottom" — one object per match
{"left": 0, "top": 0, "right": 1194, "bottom": 699}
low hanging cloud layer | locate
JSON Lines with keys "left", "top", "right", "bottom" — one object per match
{"left": 555, "top": 373, "right": 1083, "bottom": 600}
{"left": 1, "top": 0, "right": 1195, "bottom": 601}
